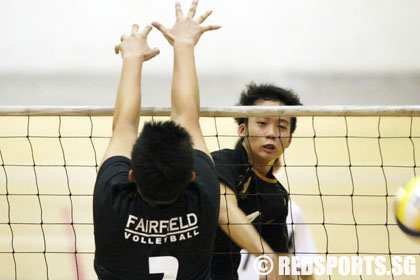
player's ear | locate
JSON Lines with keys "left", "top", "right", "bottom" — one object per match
{"left": 190, "top": 171, "right": 196, "bottom": 182}
{"left": 238, "top": 123, "right": 247, "bottom": 138}
{"left": 128, "top": 170, "right": 135, "bottom": 182}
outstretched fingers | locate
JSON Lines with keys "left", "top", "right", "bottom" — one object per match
{"left": 202, "top": 25, "right": 222, "bottom": 33}
{"left": 145, "top": 48, "right": 160, "bottom": 60}
{"left": 116, "top": 32, "right": 128, "bottom": 54}
{"left": 141, "top": 25, "right": 153, "bottom": 37}
{"left": 153, "top": 0, "right": 220, "bottom": 46}
{"left": 152, "top": 21, "right": 173, "bottom": 44}
{"left": 175, "top": 1, "right": 183, "bottom": 19}
{"left": 187, "top": 0, "right": 198, "bottom": 18}
{"left": 115, "top": 24, "right": 160, "bottom": 60}
{"left": 131, "top": 24, "right": 139, "bottom": 34}
{"left": 151, "top": 21, "right": 166, "bottom": 34}
{"left": 196, "top": 10, "right": 212, "bottom": 24}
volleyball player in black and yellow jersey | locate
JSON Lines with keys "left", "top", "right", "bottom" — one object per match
{"left": 211, "top": 84, "right": 304, "bottom": 280}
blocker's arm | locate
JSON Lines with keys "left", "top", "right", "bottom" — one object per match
{"left": 152, "top": 0, "right": 220, "bottom": 158}
{"left": 100, "top": 25, "right": 159, "bottom": 166}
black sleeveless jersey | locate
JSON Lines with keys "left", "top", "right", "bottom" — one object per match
{"left": 211, "top": 143, "right": 289, "bottom": 280}
{"left": 93, "top": 150, "right": 219, "bottom": 280}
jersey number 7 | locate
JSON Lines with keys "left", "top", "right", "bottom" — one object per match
{"left": 149, "top": 256, "right": 179, "bottom": 279}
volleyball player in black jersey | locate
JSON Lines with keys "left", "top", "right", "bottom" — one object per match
{"left": 211, "top": 83, "right": 303, "bottom": 280}
{"left": 93, "top": 1, "right": 221, "bottom": 279}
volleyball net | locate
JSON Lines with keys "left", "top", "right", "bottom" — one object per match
{"left": 0, "top": 106, "right": 420, "bottom": 279}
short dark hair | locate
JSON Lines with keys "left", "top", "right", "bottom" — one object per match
{"left": 235, "top": 82, "right": 302, "bottom": 133}
{"left": 131, "top": 121, "right": 194, "bottom": 202}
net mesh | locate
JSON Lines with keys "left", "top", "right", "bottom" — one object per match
{"left": 0, "top": 108, "right": 420, "bottom": 279}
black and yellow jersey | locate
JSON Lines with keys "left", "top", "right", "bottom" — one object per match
{"left": 211, "top": 142, "right": 289, "bottom": 280}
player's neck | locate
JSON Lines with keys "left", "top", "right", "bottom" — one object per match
{"left": 253, "top": 163, "right": 271, "bottom": 176}
{"left": 242, "top": 142, "right": 272, "bottom": 176}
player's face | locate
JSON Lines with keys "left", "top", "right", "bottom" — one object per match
{"left": 239, "top": 100, "right": 292, "bottom": 166}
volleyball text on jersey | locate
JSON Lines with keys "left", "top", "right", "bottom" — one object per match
{"left": 124, "top": 213, "right": 200, "bottom": 244}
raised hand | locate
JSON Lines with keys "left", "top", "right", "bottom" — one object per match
{"left": 115, "top": 24, "right": 160, "bottom": 61}
{"left": 152, "top": 0, "right": 221, "bottom": 46}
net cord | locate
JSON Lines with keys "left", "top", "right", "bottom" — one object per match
{"left": 1, "top": 106, "right": 420, "bottom": 117}
{"left": 1, "top": 106, "right": 420, "bottom": 279}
